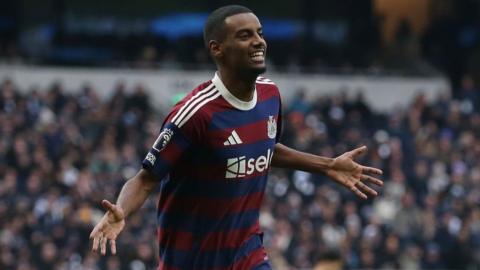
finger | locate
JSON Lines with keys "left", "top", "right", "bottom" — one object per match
{"left": 362, "top": 175, "right": 384, "bottom": 186}
{"left": 356, "top": 181, "right": 378, "bottom": 196}
{"left": 102, "top": 199, "right": 116, "bottom": 212}
{"left": 102, "top": 200, "right": 122, "bottom": 219}
{"left": 100, "top": 236, "right": 108, "bottom": 255}
{"left": 350, "top": 146, "right": 367, "bottom": 158}
{"left": 89, "top": 227, "right": 98, "bottom": 239}
{"left": 350, "top": 185, "right": 367, "bottom": 200}
{"left": 110, "top": 239, "right": 117, "bottom": 255}
{"left": 362, "top": 166, "right": 383, "bottom": 175}
{"left": 92, "top": 234, "right": 101, "bottom": 252}
{"left": 91, "top": 224, "right": 103, "bottom": 248}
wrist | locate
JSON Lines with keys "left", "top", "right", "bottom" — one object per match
{"left": 317, "top": 156, "right": 335, "bottom": 173}
{"left": 114, "top": 203, "right": 127, "bottom": 218}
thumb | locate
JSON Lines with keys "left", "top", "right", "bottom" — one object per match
{"left": 350, "top": 146, "right": 367, "bottom": 157}
{"left": 102, "top": 200, "right": 123, "bottom": 219}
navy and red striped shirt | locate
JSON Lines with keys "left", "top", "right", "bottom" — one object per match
{"left": 142, "top": 73, "right": 282, "bottom": 269}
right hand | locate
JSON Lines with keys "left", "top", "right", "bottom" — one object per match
{"left": 89, "top": 199, "right": 126, "bottom": 255}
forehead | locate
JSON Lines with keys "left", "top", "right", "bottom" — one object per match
{"left": 224, "top": 13, "right": 262, "bottom": 32}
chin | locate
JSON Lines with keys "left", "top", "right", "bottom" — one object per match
{"left": 250, "top": 65, "right": 267, "bottom": 75}
{"left": 236, "top": 63, "right": 267, "bottom": 78}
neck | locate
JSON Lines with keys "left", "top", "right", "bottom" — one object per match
{"left": 217, "top": 69, "right": 257, "bottom": 102}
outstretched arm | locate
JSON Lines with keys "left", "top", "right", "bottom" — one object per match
{"left": 271, "top": 143, "right": 383, "bottom": 199}
{"left": 115, "top": 169, "right": 158, "bottom": 217}
{"left": 89, "top": 169, "right": 158, "bottom": 255}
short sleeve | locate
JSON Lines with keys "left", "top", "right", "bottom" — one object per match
{"left": 142, "top": 122, "right": 191, "bottom": 179}
{"left": 141, "top": 101, "right": 208, "bottom": 180}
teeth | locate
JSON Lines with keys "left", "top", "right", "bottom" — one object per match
{"left": 250, "top": 51, "right": 264, "bottom": 58}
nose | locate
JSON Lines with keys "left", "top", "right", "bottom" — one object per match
{"left": 253, "top": 33, "right": 266, "bottom": 48}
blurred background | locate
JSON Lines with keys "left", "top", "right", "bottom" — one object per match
{"left": 0, "top": 0, "right": 480, "bottom": 269}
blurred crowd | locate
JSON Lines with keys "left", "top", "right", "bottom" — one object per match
{"left": 264, "top": 74, "right": 480, "bottom": 269}
{"left": 0, "top": 74, "right": 480, "bottom": 270}
{"left": 2, "top": 0, "right": 480, "bottom": 86}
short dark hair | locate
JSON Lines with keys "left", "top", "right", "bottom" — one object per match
{"left": 203, "top": 5, "right": 253, "bottom": 49}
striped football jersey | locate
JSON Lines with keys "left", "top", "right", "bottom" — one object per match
{"left": 142, "top": 72, "right": 282, "bottom": 269}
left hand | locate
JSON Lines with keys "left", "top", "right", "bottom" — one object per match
{"left": 325, "top": 146, "right": 383, "bottom": 199}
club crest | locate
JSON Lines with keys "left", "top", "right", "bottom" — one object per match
{"left": 267, "top": 116, "right": 277, "bottom": 139}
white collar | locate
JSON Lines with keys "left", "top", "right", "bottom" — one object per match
{"left": 211, "top": 72, "right": 257, "bottom": 111}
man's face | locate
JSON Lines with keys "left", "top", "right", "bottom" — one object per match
{"left": 218, "top": 13, "right": 267, "bottom": 75}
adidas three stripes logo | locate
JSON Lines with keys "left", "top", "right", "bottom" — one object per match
{"left": 223, "top": 130, "right": 243, "bottom": 146}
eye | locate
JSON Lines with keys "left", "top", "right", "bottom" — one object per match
{"left": 238, "top": 32, "right": 250, "bottom": 39}
{"left": 236, "top": 30, "right": 253, "bottom": 40}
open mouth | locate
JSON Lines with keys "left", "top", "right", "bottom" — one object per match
{"left": 250, "top": 50, "right": 265, "bottom": 62}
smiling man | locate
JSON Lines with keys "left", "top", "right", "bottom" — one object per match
{"left": 90, "top": 5, "right": 383, "bottom": 270}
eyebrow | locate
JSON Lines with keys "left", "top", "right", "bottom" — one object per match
{"left": 235, "top": 27, "right": 263, "bottom": 35}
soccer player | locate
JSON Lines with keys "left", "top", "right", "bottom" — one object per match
{"left": 90, "top": 5, "right": 383, "bottom": 269}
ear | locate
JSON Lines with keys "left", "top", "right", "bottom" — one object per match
{"left": 209, "top": 40, "right": 223, "bottom": 59}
